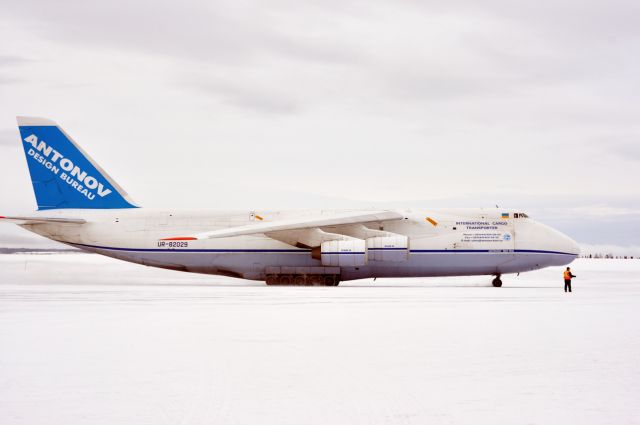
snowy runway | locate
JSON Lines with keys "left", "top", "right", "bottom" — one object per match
{"left": 1, "top": 255, "right": 639, "bottom": 425}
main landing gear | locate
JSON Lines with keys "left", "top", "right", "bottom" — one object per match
{"left": 265, "top": 274, "right": 340, "bottom": 286}
{"left": 492, "top": 274, "right": 503, "bottom": 287}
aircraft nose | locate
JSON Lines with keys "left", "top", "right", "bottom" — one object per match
{"left": 530, "top": 221, "right": 580, "bottom": 256}
{"left": 539, "top": 223, "right": 581, "bottom": 267}
{"left": 555, "top": 231, "right": 581, "bottom": 256}
{"left": 515, "top": 220, "right": 580, "bottom": 267}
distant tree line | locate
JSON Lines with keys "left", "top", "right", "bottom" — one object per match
{"left": 580, "top": 253, "right": 636, "bottom": 259}
{"left": 0, "top": 248, "right": 82, "bottom": 254}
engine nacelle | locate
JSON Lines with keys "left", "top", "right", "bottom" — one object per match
{"left": 367, "top": 235, "right": 409, "bottom": 262}
{"left": 321, "top": 239, "right": 367, "bottom": 267}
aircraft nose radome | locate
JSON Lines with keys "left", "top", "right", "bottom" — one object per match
{"left": 558, "top": 232, "right": 580, "bottom": 256}
{"left": 568, "top": 236, "right": 581, "bottom": 256}
{"left": 531, "top": 222, "right": 580, "bottom": 256}
{"left": 547, "top": 229, "right": 581, "bottom": 268}
{"left": 517, "top": 220, "right": 580, "bottom": 266}
{"left": 550, "top": 229, "right": 581, "bottom": 256}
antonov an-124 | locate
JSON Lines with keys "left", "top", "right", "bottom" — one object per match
{"left": 1, "top": 117, "right": 580, "bottom": 286}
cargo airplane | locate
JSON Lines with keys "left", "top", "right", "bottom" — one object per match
{"left": 1, "top": 117, "right": 580, "bottom": 286}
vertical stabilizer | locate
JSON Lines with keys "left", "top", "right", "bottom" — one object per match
{"left": 17, "top": 116, "right": 139, "bottom": 210}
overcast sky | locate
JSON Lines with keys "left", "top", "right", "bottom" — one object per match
{"left": 0, "top": 0, "right": 638, "bottom": 252}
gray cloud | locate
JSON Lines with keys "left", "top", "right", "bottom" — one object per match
{"left": 3, "top": 0, "right": 639, "bottom": 107}
{"left": 0, "top": 55, "right": 30, "bottom": 66}
{"left": 0, "top": 55, "right": 29, "bottom": 84}
{"left": 586, "top": 135, "right": 640, "bottom": 162}
{"left": 0, "top": 128, "right": 18, "bottom": 146}
{"left": 1, "top": 1, "right": 364, "bottom": 67}
{"left": 611, "top": 141, "right": 640, "bottom": 161}
{"left": 184, "top": 76, "right": 301, "bottom": 115}
{"left": 0, "top": 75, "right": 23, "bottom": 85}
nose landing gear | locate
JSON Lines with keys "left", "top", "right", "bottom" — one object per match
{"left": 492, "top": 275, "right": 503, "bottom": 287}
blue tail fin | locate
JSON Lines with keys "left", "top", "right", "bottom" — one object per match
{"left": 17, "top": 117, "right": 139, "bottom": 210}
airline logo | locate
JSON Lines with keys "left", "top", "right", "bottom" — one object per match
{"left": 23, "top": 134, "right": 112, "bottom": 200}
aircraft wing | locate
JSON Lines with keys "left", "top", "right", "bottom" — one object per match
{"left": 162, "top": 210, "right": 403, "bottom": 241}
{"left": 0, "top": 215, "right": 86, "bottom": 225}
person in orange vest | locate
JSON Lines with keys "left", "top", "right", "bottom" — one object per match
{"left": 563, "top": 267, "right": 576, "bottom": 292}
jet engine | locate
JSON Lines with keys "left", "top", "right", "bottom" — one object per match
{"left": 321, "top": 239, "right": 367, "bottom": 267}
{"left": 367, "top": 235, "right": 409, "bottom": 262}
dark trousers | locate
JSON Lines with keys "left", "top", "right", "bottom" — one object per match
{"left": 564, "top": 279, "right": 572, "bottom": 292}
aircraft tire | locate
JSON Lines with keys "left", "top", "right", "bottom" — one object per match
{"left": 309, "top": 275, "right": 324, "bottom": 286}
{"left": 324, "top": 275, "right": 340, "bottom": 286}
{"left": 267, "top": 274, "right": 340, "bottom": 286}
{"left": 492, "top": 277, "right": 503, "bottom": 287}
{"left": 278, "top": 275, "right": 294, "bottom": 285}
{"left": 265, "top": 275, "right": 278, "bottom": 285}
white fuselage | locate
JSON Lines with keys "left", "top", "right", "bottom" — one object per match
{"left": 19, "top": 207, "right": 580, "bottom": 281}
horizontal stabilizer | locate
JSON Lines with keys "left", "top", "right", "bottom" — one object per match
{"left": 161, "top": 210, "right": 403, "bottom": 241}
{"left": 0, "top": 215, "right": 86, "bottom": 225}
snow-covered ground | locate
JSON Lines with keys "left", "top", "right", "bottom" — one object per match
{"left": 1, "top": 255, "right": 639, "bottom": 425}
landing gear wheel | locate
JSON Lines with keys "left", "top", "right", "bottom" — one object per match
{"left": 324, "top": 275, "right": 338, "bottom": 286}
{"left": 309, "top": 275, "right": 324, "bottom": 286}
{"left": 278, "top": 275, "right": 293, "bottom": 285}
{"left": 265, "top": 275, "right": 278, "bottom": 286}
{"left": 324, "top": 275, "right": 340, "bottom": 286}
{"left": 492, "top": 276, "right": 503, "bottom": 287}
